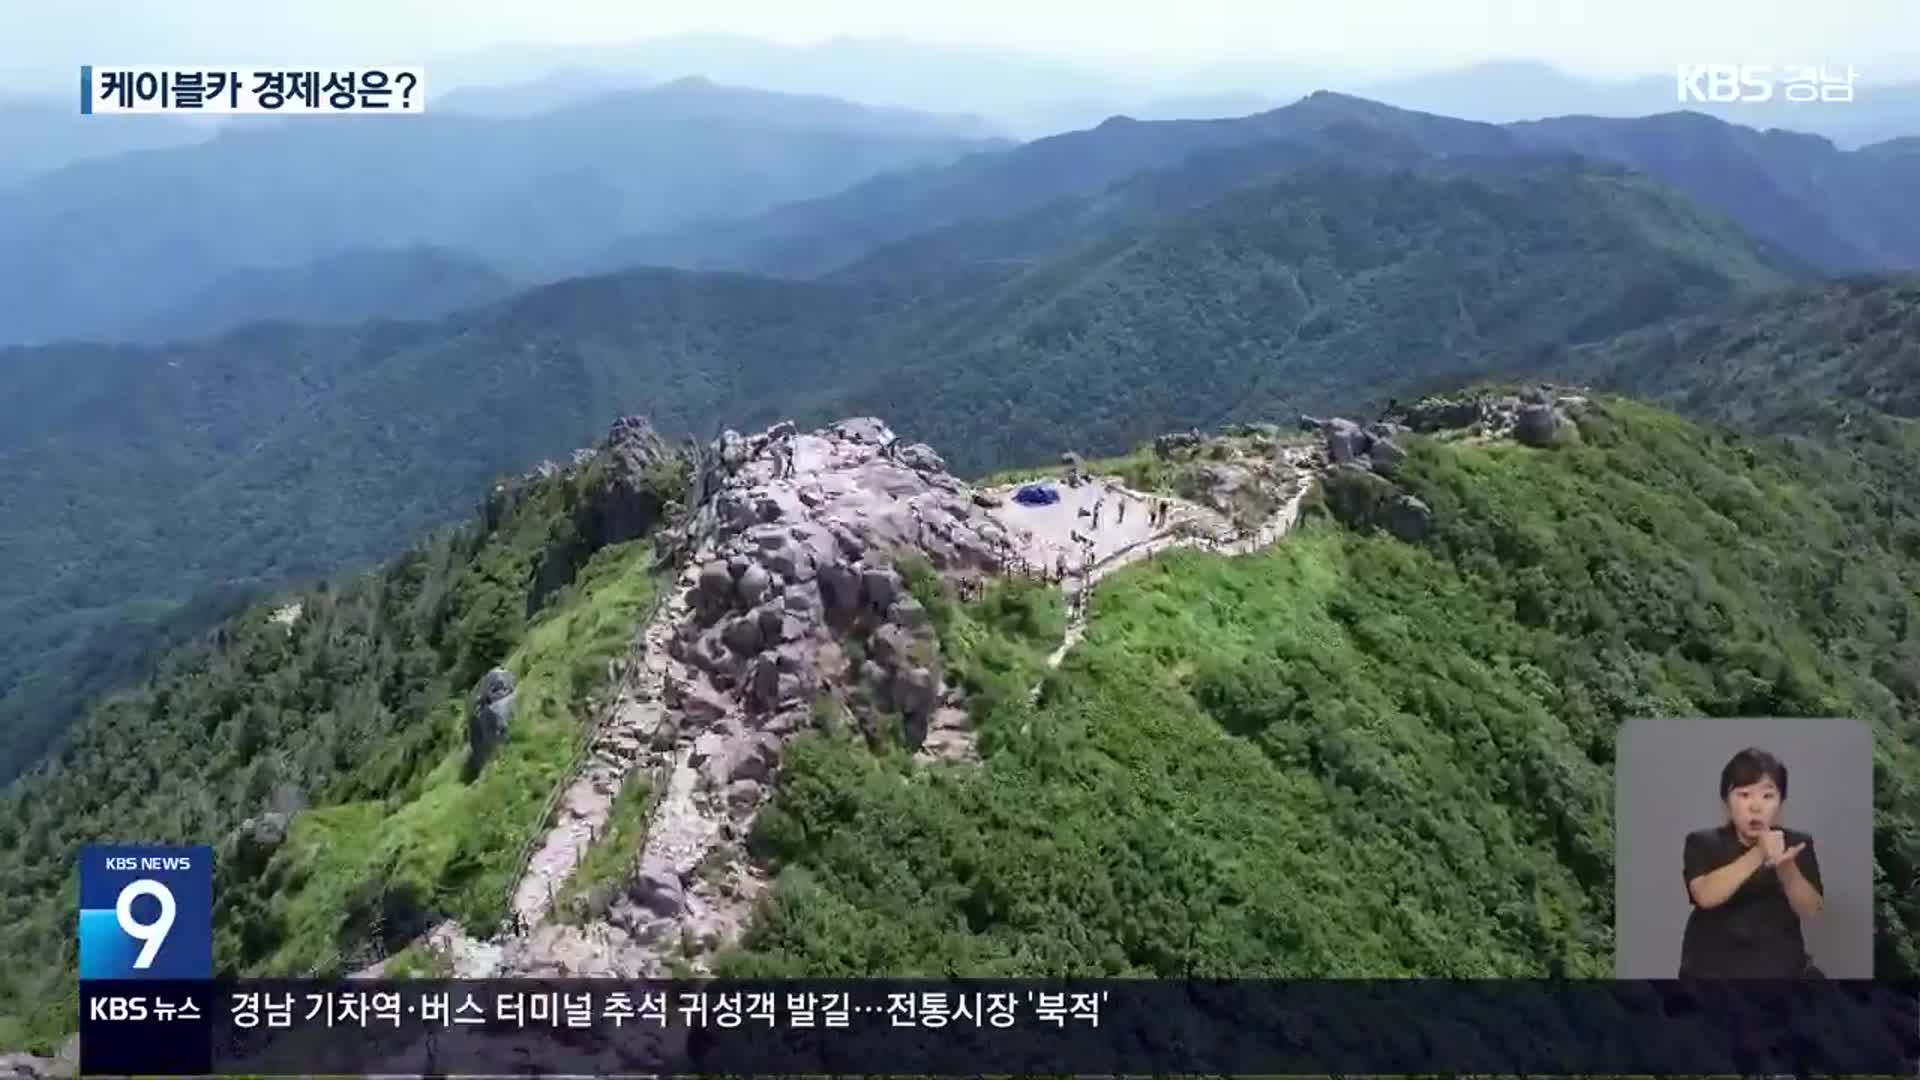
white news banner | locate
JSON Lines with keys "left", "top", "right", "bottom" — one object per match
{"left": 81, "top": 66, "right": 424, "bottom": 114}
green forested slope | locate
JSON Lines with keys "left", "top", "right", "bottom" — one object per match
{"left": 1568, "top": 274, "right": 1920, "bottom": 430}
{"left": 6, "top": 390, "right": 1920, "bottom": 1055}
{"left": 828, "top": 161, "right": 1794, "bottom": 476}
{"left": 0, "top": 444, "right": 688, "bottom": 1051}
{"left": 0, "top": 157, "right": 1795, "bottom": 780}
{"left": 718, "top": 396, "right": 1920, "bottom": 981}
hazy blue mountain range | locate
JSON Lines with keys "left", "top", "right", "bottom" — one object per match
{"left": 594, "top": 91, "right": 1532, "bottom": 278}
{"left": 0, "top": 77, "right": 1006, "bottom": 345}
{"left": 598, "top": 91, "right": 1916, "bottom": 281}
{"left": 434, "top": 67, "right": 657, "bottom": 116}
{"left": 0, "top": 94, "right": 215, "bottom": 189}
{"left": 426, "top": 33, "right": 1234, "bottom": 139}
{"left": 125, "top": 246, "right": 519, "bottom": 342}
{"left": 1509, "top": 112, "right": 1920, "bottom": 274}
{"left": 0, "top": 133, "right": 1799, "bottom": 779}
{"left": 1358, "top": 59, "right": 1920, "bottom": 147}
{"left": 421, "top": 38, "right": 1917, "bottom": 144}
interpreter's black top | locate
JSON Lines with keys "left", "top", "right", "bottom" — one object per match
{"left": 1679, "top": 824, "right": 1822, "bottom": 978}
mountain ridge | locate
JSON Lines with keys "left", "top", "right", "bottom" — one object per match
{"left": 0, "top": 78, "right": 1005, "bottom": 346}
{"left": 0, "top": 152, "right": 1797, "bottom": 779}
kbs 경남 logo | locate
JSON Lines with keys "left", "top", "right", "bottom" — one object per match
{"left": 78, "top": 845, "right": 212, "bottom": 979}
{"left": 1676, "top": 64, "right": 1858, "bottom": 104}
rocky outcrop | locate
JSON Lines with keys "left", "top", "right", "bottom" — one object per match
{"left": 0, "top": 1053, "right": 54, "bottom": 1079}
{"left": 229, "top": 810, "right": 290, "bottom": 872}
{"left": 500, "top": 417, "right": 1017, "bottom": 977}
{"left": 1305, "top": 416, "right": 1411, "bottom": 478}
{"left": 1320, "top": 464, "right": 1434, "bottom": 542}
{"left": 1154, "top": 429, "right": 1204, "bottom": 457}
{"left": 587, "top": 416, "right": 677, "bottom": 546}
{"left": 1398, "top": 396, "right": 1487, "bottom": 433}
{"left": 1514, "top": 402, "right": 1567, "bottom": 448}
{"left": 1386, "top": 387, "right": 1588, "bottom": 447}
{"left": 1324, "top": 418, "right": 1368, "bottom": 463}
{"left": 531, "top": 416, "right": 685, "bottom": 610}
{"left": 468, "top": 667, "right": 517, "bottom": 764}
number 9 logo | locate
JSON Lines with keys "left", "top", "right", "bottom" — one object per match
{"left": 115, "top": 878, "right": 176, "bottom": 970}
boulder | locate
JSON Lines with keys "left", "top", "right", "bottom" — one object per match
{"left": 1324, "top": 418, "right": 1370, "bottom": 464}
{"left": 676, "top": 678, "right": 731, "bottom": 725}
{"left": 697, "top": 561, "right": 733, "bottom": 599}
{"left": 590, "top": 416, "right": 675, "bottom": 545}
{"left": 828, "top": 523, "right": 868, "bottom": 560}
{"left": 897, "top": 443, "right": 946, "bottom": 473}
{"left": 1154, "top": 430, "right": 1204, "bottom": 458}
{"left": 888, "top": 596, "right": 933, "bottom": 634}
{"left": 858, "top": 660, "right": 891, "bottom": 699}
{"left": 1367, "top": 437, "right": 1406, "bottom": 476}
{"left": 818, "top": 561, "right": 862, "bottom": 613}
{"left": 766, "top": 542, "right": 816, "bottom": 584}
{"left": 468, "top": 668, "right": 517, "bottom": 756}
{"left": 761, "top": 708, "right": 808, "bottom": 736}
{"left": 236, "top": 812, "right": 290, "bottom": 863}
{"left": 971, "top": 491, "right": 1003, "bottom": 508}
{"left": 0, "top": 1054, "right": 53, "bottom": 1080}
{"left": 1401, "top": 397, "right": 1485, "bottom": 432}
{"left": 832, "top": 417, "right": 893, "bottom": 445}
{"left": 735, "top": 564, "right": 772, "bottom": 607}
{"left": 729, "top": 733, "right": 785, "bottom": 783}
{"left": 1514, "top": 403, "right": 1563, "bottom": 448}
{"left": 861, "top": 567, "right": 901, "bottom": 611}
{"left": 690, "top": 730, "right": 729, "bottom": 768}
{"left": 720, "top": 614, "right": 763, "bottom": 656}
{"left": 782, "top": 583, "right": 822, "bottom": 620}
{"left": 893, "top": 666, "right": 941, "bottom": 721}
{"left": 686, "top": 626, "right": 742, "bottom": 677}
{"left": 629, "top": 858, "right": 685, "bottom": 918}
{"left": 725, "top": 779, "right": 764, "bottom": 814}
{"left": 1320, "top": 463, "right": 1433, "bottom": 543}
{"left": 867, "top": 623, "right": 915, "bottom": 668}
{"left": 1384, "top": 494, "right": 1435, "bottom": 542}
{"left": 747, "top": 655, "right": 782, "bottom": 712}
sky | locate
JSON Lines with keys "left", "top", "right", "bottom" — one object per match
{"left": 3, "top": 0, "right": 1916, "bottom": 94}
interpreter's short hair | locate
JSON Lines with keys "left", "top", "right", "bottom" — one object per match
{"left": 1719, "top": 746, "right": 1789, "bottom": 800}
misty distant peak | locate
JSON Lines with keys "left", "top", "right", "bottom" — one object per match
{"left": 650, "top": 75, "right": 721, "bottom": 95}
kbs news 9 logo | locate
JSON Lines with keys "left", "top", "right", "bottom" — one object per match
{"left": 78, "top": 845, "right": 213, "bottom": 980}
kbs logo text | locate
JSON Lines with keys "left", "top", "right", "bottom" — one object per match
{"left": 1676, "top": 64, "right": 1857, "bottom": 104}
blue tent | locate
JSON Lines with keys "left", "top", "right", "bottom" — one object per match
{"left": 1013, "top": 484, "right": 1061, "bottom": 506}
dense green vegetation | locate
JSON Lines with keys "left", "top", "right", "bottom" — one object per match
{"left": 619, "top": 90, "right": 1920, "bottom": 283}
{"left": 131, "top": 246, "right": 519, "bottom": 344}
{"left": 717, "top": 396, "right": 1920, "bottom": 979}
{"left": 9, "top": 383, "right": 1920, "bottom": 1054}
{"left": 834, "top": 161, "right": 1792, "bottom": 475}
{"left": 1569, "top": 275, "right": 1920, "bottom": 431}
{"left": 0, "top": 154, "right": 1800, "bottom": 779}
{"left": 1510, "top": 113, "right": 1920, "bottom": 274}
{"left": 0, "top": 454, "right": 682, "bottom": 1052}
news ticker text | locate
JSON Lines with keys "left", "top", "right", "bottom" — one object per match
{"left": 80, "top": 978, "right": 1920, "bottom": 1076}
